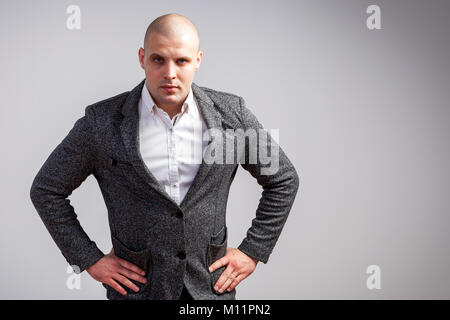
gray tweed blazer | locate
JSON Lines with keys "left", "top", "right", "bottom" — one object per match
{"left": 29, "top": 79, "right": 299, "bottom": 300}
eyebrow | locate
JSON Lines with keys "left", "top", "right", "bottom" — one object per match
{"left": 149, "top": 53, "right": 192, "bottom": 61}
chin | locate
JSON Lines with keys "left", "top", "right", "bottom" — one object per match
{"left": 161, "top": 96, "right": 180, "bottom": 105}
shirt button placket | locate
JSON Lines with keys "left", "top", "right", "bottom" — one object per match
{"left": 167, "top": 126, "right": 180, "bottom": 204}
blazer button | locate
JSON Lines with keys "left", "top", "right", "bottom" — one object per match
{"left": 176, "top": 251, "right": 186, "bottom": 260}
{"left": 176, "top": 210, "right": 183, "bottom": 218}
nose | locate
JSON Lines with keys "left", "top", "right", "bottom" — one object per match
{"left": 163, "top": 61, "right": 177, "bottom": 80}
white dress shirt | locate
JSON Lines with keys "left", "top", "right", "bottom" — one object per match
{"left": 138, "top": 81, "right": 209, "bottom": 205}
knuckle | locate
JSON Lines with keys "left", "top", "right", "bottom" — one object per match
{"left": 117, "top": 258, "right": 127, "bottom": 267}
{"left": 105, "top": 270, "right": 114, "bottom": 278}
{"left": 109, "top": 269, "right": 118, "bottom": 277}
{"left": 118, "top": 268, "right": 129, "bottom": 277}
{"left": 130, "top": 272, "right": 140, "bottom": 281}
{"left": 110, "top": 263, "right": 119, "bottom": 272}
{"left": 122, "top": 278, "right": 132, "bottom": 286}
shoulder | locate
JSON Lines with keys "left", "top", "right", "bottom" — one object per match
{"left": 85, "top": 90, "right": 130, "bottom": 117}
{"left": 82, "top": 90, "right": 133, "bottom": 130}
{"left": 198, "top": 85, "right": 242, "bottom": 103}
{"left": 195, "top": 85, "right": 245, "bottom": 126}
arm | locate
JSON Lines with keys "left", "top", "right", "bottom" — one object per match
{"left": 30, "top": 106, "right": 163, "bottom": 295}
{"left": 236, "top": 96, "right": 300, "bottom": 264}
{"left": 29, "top": 106, "right": 104, "bottom": 273}
{"left": 208, "top": 96, "right": 300, "bottom": 293}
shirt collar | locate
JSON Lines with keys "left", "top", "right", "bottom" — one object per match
{"left": 141, "top": 80, "right": 197, "bottom": 118}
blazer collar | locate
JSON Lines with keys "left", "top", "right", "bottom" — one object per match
{"left": 119, "top": 79, "right": 223, "bottom": 210}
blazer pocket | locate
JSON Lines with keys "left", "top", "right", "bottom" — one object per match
{"left": 108, "top": 156, "right": 134, "bottom": 171}
{"left": 102, "top": 235, "right": 153, "bottom": 297}
{"left": 102, "top": 155, "right": 141, "bottom": 185}
{"left": 207, "top": 226, "right": 229, "bottom": 295}
{"left": 99, "top": 155, "right": 132, "bottom": 176}
{"left": 111, "top": 235, "right": 151, "bottom": 271}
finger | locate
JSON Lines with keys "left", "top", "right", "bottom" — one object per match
{"left": 213, "top": 265, "right": 234, "bottom": 292}
{"left": 118, "top": 267, "right": 147, "bottom": 285}
{"left": 227, "top": 273, "right": 245, "bottom": 292}
{"left": 209, "top": 256, "right": 229, "bottom": 272}
{"left": 218, "top": 277, "right": 233, "bottom": 293}
{"left": 219, "top": 271, "right": 239, "bottom": 293}
{"left": 108, "top": 279, "right": 127, "bottom": 296}
{"left": 117, "top": 258, "right": 146, "bottom": 276}
{"left": 112, "top": 273, "right": 140, "bottom": 293}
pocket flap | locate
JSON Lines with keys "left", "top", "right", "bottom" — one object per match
{"left": 207, "top": 226, "right": 229, "bottom": 295}
{"left": 208, "top": 226, "right": 228, "bottom": 265}
{"left": 111, "top": 235, "right": 151, "bottom": 272}
{"left": 211, "top": 225, "right": 227, "bottom": 246}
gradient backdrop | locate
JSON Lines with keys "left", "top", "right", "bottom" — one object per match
{"left": 1, "top": 0, "right": 449, "bottom": 299}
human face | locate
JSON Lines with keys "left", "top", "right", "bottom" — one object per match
{"left": 138, "top": 32, "right": 202, "bottom": 110}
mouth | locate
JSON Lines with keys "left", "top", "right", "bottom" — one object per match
{"left": 160, "top": 85, "right": 179, "bottom": 93}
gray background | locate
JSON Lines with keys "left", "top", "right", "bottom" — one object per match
{"left": 1, "top": 0, "right": 449, "bottom": 299}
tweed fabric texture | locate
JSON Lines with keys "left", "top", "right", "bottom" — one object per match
{"left": 30, "top": 80, "right": 300, "bottom": 300}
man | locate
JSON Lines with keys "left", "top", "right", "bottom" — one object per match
{"left": 30, "top": 13, "right": 299, "bottom": 300}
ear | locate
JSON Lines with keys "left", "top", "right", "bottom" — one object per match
{"left": 138, "top": 47, "right": 145, "bottom": 70}
{"left": 195, "top": 50, "right": 203, "bottom": 71}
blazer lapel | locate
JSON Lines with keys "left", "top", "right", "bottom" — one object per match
{"left": 120, "top": 80, "right": 178, "bottom": 207}
{"left": 119, "top": 80, "right": 224, "bottom": 209}
{"left": 179, "top": 82, "right": 223, "bottom": 209}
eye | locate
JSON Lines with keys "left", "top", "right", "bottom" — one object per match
{"left": 153, "top": 57, "right": 163, "bottom": 63}
{"left": 177, "top": 58, "right": 187, "bottom": 64}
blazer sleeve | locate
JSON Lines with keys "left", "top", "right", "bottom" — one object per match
{"left": 237, "top": 96, "right": 300, "bottom": 264}
{"left": 29, "top": 105, "right": 105, "bottom": 273}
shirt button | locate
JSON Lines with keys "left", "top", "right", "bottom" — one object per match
{"left": 176, "top": 251, "right": 186, "bottom": 260}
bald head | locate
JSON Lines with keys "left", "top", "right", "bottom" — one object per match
{"left": 143, "top": 13, "right": 200, "bottom": 53}
{"left": 138, "top": 13, "right": 203, "bottom": 118}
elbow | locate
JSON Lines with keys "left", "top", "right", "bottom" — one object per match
{"left": 291, "top": 167, "right": 300, "bottom": 194}
{"left": 29, "top": 180, "right": 39, "bottom": 208}
{"left": 29, "top": 176, "right": 43, "bottom": 210}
